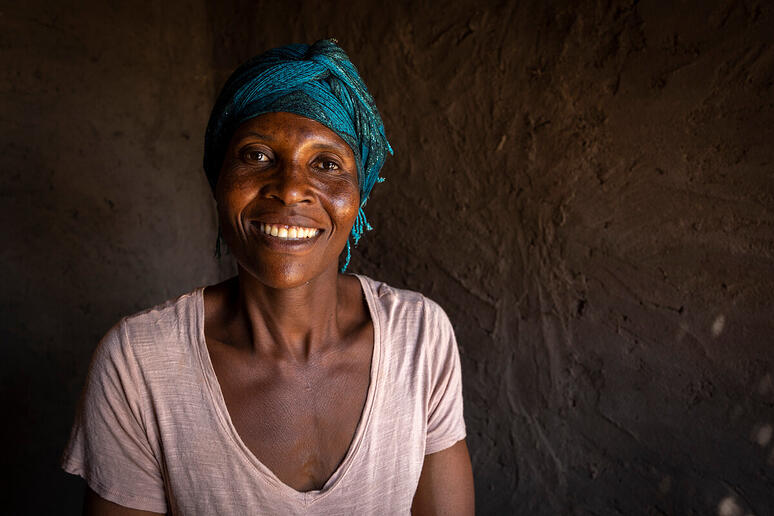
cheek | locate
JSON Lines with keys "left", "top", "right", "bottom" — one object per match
{"left": 330, "top": 185, "right": 361, "bottom": 227}
{"left": 217, "top": 189, "right": 246, "bottom": 221}
{"left": 216, "top": 167, "right": 253, "bottom": 213}
{"left": 216, "top": 184, "right": 256, "bottom": 242}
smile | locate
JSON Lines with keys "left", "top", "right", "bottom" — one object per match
{"left": 259, "top": 222, "right": 320, "bottom": 240}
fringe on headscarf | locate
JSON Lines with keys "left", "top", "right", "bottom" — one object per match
{"left": 203, "top": 39, "right": 393, "bottom": 271}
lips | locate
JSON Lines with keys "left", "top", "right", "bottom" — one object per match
{"left": 258, "top": 222, "right": 320, "bottom": 240}
{"left": 248, "top": 218, "right": 325, "bottom": 252}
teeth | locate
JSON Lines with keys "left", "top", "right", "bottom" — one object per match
{"left": 260, "top": 223, "right": 319, "bottom": 240}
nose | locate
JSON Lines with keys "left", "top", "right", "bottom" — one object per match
{"left": 262, "top": 160, "right": 314, "bottom": 205}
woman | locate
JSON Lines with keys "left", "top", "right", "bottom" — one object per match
{"left": 63, "top": 40, "right": 474, "bottom": 515}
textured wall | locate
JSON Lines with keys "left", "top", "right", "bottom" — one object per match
{"left": 2, "top": 1, "right": 773, "bottom": 515}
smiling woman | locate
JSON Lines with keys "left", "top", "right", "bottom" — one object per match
{"left": 217, "top": 113, "right": 360, "bottom": 289}
{"left": 61, "top": 40, "right": 474, "bottom": 515}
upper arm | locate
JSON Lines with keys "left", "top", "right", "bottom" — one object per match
{"left": 84, "top": 488, "right": 164, "bottom": 516}
{"left": 62, "top": 323, "right": 168, "bottom": 513}
{"left": 411, "top": 439, "right": 475, "bottom": 516}
{"left": 424, "top": 298, "right": 467, "bottom": 455}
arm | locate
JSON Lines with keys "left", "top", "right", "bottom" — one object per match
{"left": 84, "top": 488, "right": 164, "bottom": 516}
{"left": 411, "top": 439, "right": 475, "bottom": 516}
{"left": 62, "top": 323, "right": 168, "bottom": 514}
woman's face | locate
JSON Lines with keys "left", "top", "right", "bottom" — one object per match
{"left": 216, "top": 112, "right": 360, "bottom": 288}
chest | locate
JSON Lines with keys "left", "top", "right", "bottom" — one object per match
{"left": 209, "top": 341, "right": 373, "bottom": 493}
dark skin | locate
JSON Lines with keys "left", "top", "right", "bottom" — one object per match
{"left": 85, "top": 112, "right": 474, "bottom": 515}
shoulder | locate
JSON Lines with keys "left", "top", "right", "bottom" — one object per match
{"left": 93, "top": 289, "right": 203, "bottom": 374}
{"left": 120, "top": 289, "right": 202, "bottom": 338}
{"left": 356, "top": 274, "right": 450, "bottom": 323}
{"left": 355, "top": 274, "right": 456, "bottom": 362}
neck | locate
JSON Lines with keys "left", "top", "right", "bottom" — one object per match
{"left": 233, "top": 263, "right": 345, "bottom": 361}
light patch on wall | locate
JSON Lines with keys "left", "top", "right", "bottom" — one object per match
{"left": 751, "top": 424, "right": 772, "bottom": 447}
{"left": 717, "top": 496, "right": 742, "bottom": 516}
{"left": 758, "top": 373, "right": 773, "bottom": 396}
{"left": 495, "top": 134, "right": 507, "bottom": 152}
{"left": 676, "top": 321, "right": 689, "bottom": 342}
{"left": 711, "top": 314, "right": 726, "bottom": 337}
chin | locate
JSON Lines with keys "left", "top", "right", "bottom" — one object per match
{"left": 238, "top": 258, "right": 331, "bottom": 290}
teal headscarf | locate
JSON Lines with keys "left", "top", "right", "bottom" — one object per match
{"left": 204, "top": 39, "right": 393, "bottom": 270}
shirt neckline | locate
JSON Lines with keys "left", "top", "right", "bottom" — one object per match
{"left": 193, "top": 274, "right": 382, "bottom": 505}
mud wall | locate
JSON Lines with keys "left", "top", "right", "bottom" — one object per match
{"left": 2, "top": 1, "right": 772, "bottom": 514}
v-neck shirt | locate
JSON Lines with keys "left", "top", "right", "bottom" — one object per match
{"left": 62, "top": 275, "right": 466, "bottom": 515}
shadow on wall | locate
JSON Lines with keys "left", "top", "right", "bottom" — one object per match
{"left": 0, "top": 1, "right": 231, "bottom": 513}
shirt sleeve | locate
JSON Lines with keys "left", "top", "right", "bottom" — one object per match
{"left": 61, "top": 321, "right": 168, "bottom": 514}
{"left": 423, "top": 298, "right": 467, "bottom": 455}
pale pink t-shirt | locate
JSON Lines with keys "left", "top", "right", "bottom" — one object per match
{"left": 62, "top": 275, "right": 466, "bottom": 515}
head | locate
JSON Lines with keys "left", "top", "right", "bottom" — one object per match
{"left": 204, "top": 39, "right": 392, "bottom": 285}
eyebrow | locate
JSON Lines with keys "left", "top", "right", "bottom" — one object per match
{"left": 236, "top": 131, "right": 273, "bottom": 142}
{"left": 233, "top": 131, "right": 351, "bottom": 156}
{"left": 309, "top": 141, "right": 350, "bottom": 154}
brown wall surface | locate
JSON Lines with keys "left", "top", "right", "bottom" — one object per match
{"left": 2, "top": 1, "right": 773, "bottom": 514}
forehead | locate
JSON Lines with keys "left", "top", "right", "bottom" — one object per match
{"left": 232, "top": 112, "right": 353, "bottom": 157}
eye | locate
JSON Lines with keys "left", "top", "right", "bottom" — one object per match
{"left": 315, "top": 156, "right": 342, "bottom": 171}
{"left": 240, "top": 147, "right": 270, "bottom": 163}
